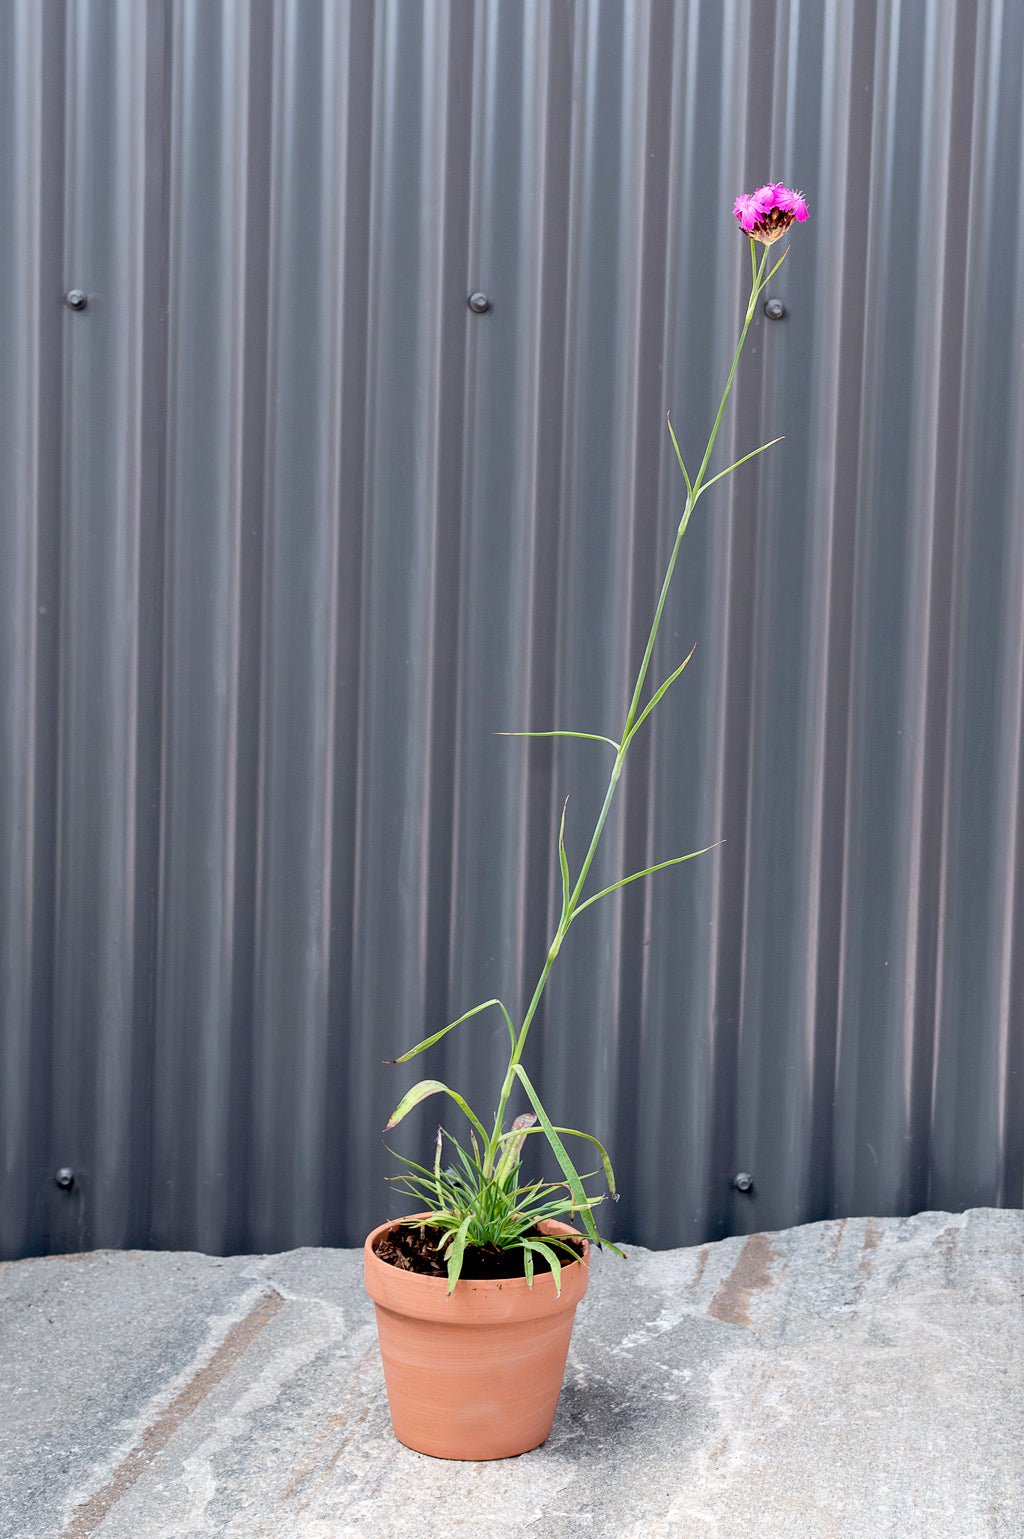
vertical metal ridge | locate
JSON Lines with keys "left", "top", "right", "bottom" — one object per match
{"left": 981, "top": 0, "right": 1024, "bottom": 1208}
{"left": 349, "top": 0, "right": 469, "bottom": 1211}
{"left": 889, "top": 0, "right": 961, "bottom": 1208}
{"left": 0, "top": 0, "right": 59, "bottom": 1257}
{"left": 155, "top": 0, "right": 256, "bottom": 1250}
{"left": 804, "top": 1, "right": 862, "bottom": 1215}
{"left": 994, "top": 0, "right": 1024, "bottom": 1205}
{"left": 249, "top": 0, "right": 359, "bottom": 1247}
{"left": 930, "top": 0, "right": 1024, "bottom": 1211}
{"left": 834, "top": 0, "right": 910, "bottom": 1217}
{"left": 53, "top": 0, "right": 151, "bottom": 1251}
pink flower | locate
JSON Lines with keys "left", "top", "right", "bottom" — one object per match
{"left": 732, "top": 191, "right": 766, "bottom": 232}
{"left": 733, "top": 181, "right": 808, "bottom": 243}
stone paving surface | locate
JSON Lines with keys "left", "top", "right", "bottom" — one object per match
{"left": 1, "top": 1208, "right": 1022, "bottom": 1538}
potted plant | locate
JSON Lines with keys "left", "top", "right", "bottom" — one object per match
{"left": 364, "top": 184, "right": 809, "bottom": 1460}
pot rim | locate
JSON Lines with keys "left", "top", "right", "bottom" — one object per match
{"left": 363, "top": 1213, "right": 590, "bottom": 1323}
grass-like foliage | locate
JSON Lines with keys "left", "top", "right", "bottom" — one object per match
{"left": 390, "top": 1116, "right": 602, "bottom": 1294}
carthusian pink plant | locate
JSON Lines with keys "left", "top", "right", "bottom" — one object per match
{"left": 384, "top": 185, "right": 809, "bottom": 1291}
{"left": 733, "top": 181, "right": 809, "bottom": 244}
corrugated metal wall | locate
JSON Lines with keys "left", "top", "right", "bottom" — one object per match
{"left": 1, "top": 0, "right": 1022, "bottom": 1261}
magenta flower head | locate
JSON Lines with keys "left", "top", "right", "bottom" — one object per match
{"left": 733, "top": 181, "right": 809, "bottom": 244}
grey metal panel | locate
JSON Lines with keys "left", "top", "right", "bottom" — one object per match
{"left": 1, "top": 0, "right": 1022, "bottom": 1261}
{"left": 0, "top": 0, "right": 65, "bottom": 1257}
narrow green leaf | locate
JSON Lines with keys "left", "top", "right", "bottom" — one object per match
{"left": 696, "top": 437, "right": 784, "bottom": 498}
{"left": 625, "top": 644, "right": 698, "bottom": 744}
{"left": 384, "top": 1079, "right": 489, "bottom": 1144}
{"left": 522, "top": 1239, "right": 562, "bottom": 1296}
{"left": 558, "top": 797, "right": 571, "bottom": 927}
{"left": 385, "top": 1150, "right": 438, "bottom": 1182}
{"left": 553, "top": 1127, "right": 616, "bottom": 1195}
{"left": 386, "top": 997, "right": 515, "bottom": 1061}
{"left": 765, "top": 243, "right": 790, "bottom": 286}
{"left": 512, "top": 1064, "right": 601, "bottom": 1244}
{"left": 450, "top": 1132, "right": 483, "bottom": 1184}
{"left": 522, "top": 1244, "right": 534, "bottom": 1288}
{"left": 666, "top": 412, "right": 693, "bottom": 502}
{"left": 501, "top": 1123, "right": 617, "bottom": 1196}
{"left": 495, "top": 730, "right": 620, "bottom": 750}
{"left": 573, "top": 842, "right": 724, "bottom": 917}
{"left": 446, "top": 1213, "right": 474, "bottom": 1295}
{"left": 750, "top": 243, "right": 787, "bottom": 309}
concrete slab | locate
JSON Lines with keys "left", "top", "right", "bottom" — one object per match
{"left": 1, "top": 1209, "right": 1021, "bottom": 1538}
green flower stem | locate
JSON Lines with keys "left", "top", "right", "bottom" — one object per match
{"left": 484, "top": 239, "right": 774, "bottom": 1178}
{"left": 615, "top": 241, "right": 772, "bottom": 758}
{"left": 691, "top": 241, "right": 771, "bottom": 495}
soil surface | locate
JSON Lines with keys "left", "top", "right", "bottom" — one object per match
{"left": 374, "top": 1221, "right": 585, "bottom": 1280}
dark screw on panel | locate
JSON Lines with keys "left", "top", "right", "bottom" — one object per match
{"left": 65, "top": 289, "right": 88, "bottom": 311}
{"left": 763, "top": 297, "right": 786, "bottom": 321}
{"left": 468, "top": 292, "right": 491, "bottom": 314}
{"left": 55, "top": 1168, "right": 75, "bottom": 1190}
{"left": 732, "top": 1172, "right": 754, "bottom": 1193}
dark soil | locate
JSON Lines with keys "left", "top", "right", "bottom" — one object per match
{"left": 375, "top": 1221, "right": 585, "bottom": 1280}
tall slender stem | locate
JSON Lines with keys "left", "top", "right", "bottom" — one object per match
{"left": 486, "top": 240, "right": 773, "bottom": 1171}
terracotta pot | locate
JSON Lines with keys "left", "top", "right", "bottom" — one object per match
{"left": 363, "top": 1215, "right": 590, "bottom": 1460}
